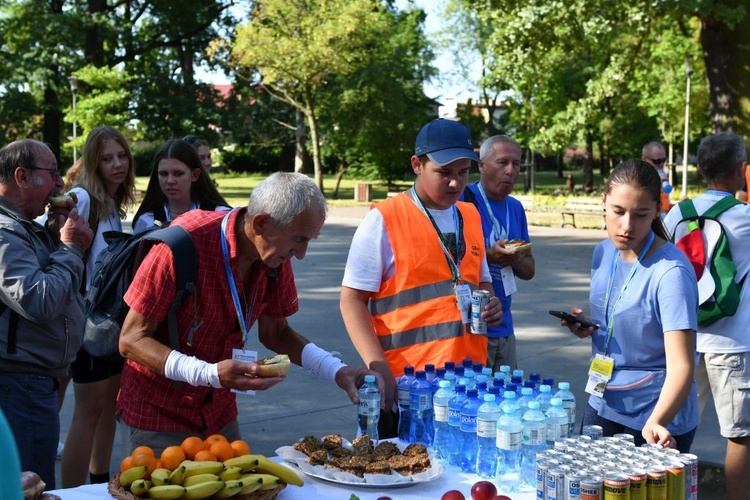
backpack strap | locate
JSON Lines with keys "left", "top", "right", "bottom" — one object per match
{"left": 702, "top": 195, "right": 742, "bottom": 219}
{"left": 676, "top": 198, "right": 698, "bottom": 222}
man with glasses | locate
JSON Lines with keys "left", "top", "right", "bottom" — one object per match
{"left": 0, "top": 139, "right": 92, "bottom": 489}
{"left": 642, "top": 141, "right": 673, "bottom": 217}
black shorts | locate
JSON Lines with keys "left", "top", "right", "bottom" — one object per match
{"left": 70, "top": 348, "right": 125, "bottom": 384}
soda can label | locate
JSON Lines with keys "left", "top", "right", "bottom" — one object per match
{"left": 536, "top": 460, "right": 549, "bottom": 499}
{"left": 646, "top": 467, "right": 668, "bottom": 500}
{"left": 603, "top": 473, "right": 630, "bottom": 500}
{"left": 624, "top": 468, "right": 647, "bottom": 500}
{"left": 580, "top": 476, "right": 603, "bottom": 500}
{"left": 546, "top": 467, "right": 565, "bottom": 500}
{"left": 666, "top": 461, "right": 686, "bottom": 500}
{"left": 470, "top": 290, "right": 490, "bottom": 335}
{"left": 565, "top": 472, "right": 584, "bottom": 500}
{"left": 679, "top": 453, "right": 699, "bottom": 500}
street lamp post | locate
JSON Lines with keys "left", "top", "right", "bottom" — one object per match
{"left": 681, "top": 56, "right": 693, "bottom": 198}
{"left": 68, "top": 76, "right": 78, "bottom": 163}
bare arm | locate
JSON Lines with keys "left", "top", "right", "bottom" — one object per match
{"left": 485, "top": 242, "right": 535, "bottom": 281}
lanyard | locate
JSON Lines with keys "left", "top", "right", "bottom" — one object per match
{"left": 409, "top": 186, "right": 462, "bottom": 283}
{"left": 220, "top": 209, "right": 257, "bottom": 346}
{"left": 601, "top": 231, "right": 655, "bottom": 354}
{"left": 164, "top": 202, "right": 197, "bottom": 222}
{"left": 476, "top": 182, "right": 509, "bottom": 242}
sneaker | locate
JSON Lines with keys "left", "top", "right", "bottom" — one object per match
{"left": 56, "top": 441, "right": 64, "bottom": 459}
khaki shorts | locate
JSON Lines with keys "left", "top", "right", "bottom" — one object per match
{"left": 120, "top": 418, "right": 241, "bottom": 456}
{"left": 486, "top": 335, "right": 517, "bottom": 373}
{"left": 704, "top": 351, "right": 750, "bottom": 438}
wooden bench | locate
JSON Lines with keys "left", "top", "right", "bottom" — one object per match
{"left": 560, "top": 197, "right": 604, "bottom": 228}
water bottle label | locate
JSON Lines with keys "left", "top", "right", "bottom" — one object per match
{"left": 524, "top": 427, "right": 545, "bottom": 445}
{"left": 448, "top": 408, "right": 461, "bottom": 426}
{"left": 460, "top": 414, "right": 477, "bottom": 428}
{"left": 564, "top": 406, "right": 576, "bottom": 425}
{"left": 358, "top": 397, "right": 379, "bottom": 412}
{"left": 546, "top": 422, "right": 569, "bottom": 441}
{"left": 398, "top": 388, "right": 410, "bottom": 407}
{"left": 476, "top": 418, "right": 497, "bottom": 438}
{"left": 411, "top": 393, "right": 432, "bottom": 410}
{"left": 434, "top": 403, "right": 449, "bottom": 422}
{"left": 497, "top": 429, "right": 522, "bottom": 449}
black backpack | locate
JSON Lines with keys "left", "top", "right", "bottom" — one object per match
{"left": 82, "top": 225, "right": 197, "bottom": 360}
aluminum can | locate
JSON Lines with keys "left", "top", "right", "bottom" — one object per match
{"left": 470, "top": 289, "right": 489, "bottom": 334}
{"left": 582, "top": 425, "right": 604, "bottom": 440}
{"left": 623, "top": 468, "right": 647, "bottom": 500}
{"left": 602, "top": 472, "right": 630, "bottom": 500}
{"left": 547, "top": 467, "right": 566, "bottom": 500}
{"left": 565, "top": 471, "right": 585, "bottom": 500}
{"left": 580, "top": 475, "right": 603, "bottom": 500}
{"left": 645, "top": 465, "right": 668, "bottom": 500}
{"left": 665, "top": 460, "right": 686, "bottom": 500}
{"left": 612, "top": 433, "right": 635, "bottom": 443}
{"left": 678, "top": 453, "right": 698, "bottom": 500}
{"left": 537, "top": 458, "right": 550, "bottom": 499}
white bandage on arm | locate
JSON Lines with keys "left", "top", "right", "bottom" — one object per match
{"left": 163, "top": 350, "right": 222, "bottom": 388}
{"left": 301, "top": 342, "right": 347, "bottom": 384}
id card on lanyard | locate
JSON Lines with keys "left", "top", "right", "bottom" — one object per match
{"left": 220, "top": 209, "right": 259, "bottom": 395}
{"left": 476, "top": 183, "right": 516, "bottom": 297}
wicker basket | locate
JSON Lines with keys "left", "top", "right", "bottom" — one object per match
{"left": 108, "top": 472, "right": 286, "bottom": 500}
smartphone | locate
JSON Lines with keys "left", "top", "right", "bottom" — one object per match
{"left": 549, "top": 310, "right": 600, "bottom": 329}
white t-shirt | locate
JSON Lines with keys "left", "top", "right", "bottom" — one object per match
{"left": 342, "top": 205, "right": 492, "bottom": 292}
{"left": 133, "top": 204, "right": 232, "bottom": 233}
{"left": 664, "top": 192, "right": 750, "bottom": 353}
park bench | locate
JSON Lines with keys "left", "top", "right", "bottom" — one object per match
{"left": 560, "top": 197, "right": 605, "bottom": 228}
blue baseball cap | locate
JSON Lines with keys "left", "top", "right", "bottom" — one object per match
{"left": 414, "top": 118, "right": 479, "bottom": 166}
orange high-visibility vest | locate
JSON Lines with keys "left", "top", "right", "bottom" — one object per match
{"left": 370, "top": 193, "right": 488, "bottom": 376}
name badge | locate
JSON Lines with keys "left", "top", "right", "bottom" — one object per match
{"left": 585, "top": 353, "right": 614, "bottom": 398}
{"left": 500, "top": 266, "right": 517, "bottom": 296}
{"left": 231, "top": 348, "right": 258, "bottom": 395}
{"left": 455, "top": 283, "right": 472, "bottom": 324}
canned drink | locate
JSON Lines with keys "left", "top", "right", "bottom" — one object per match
{"left": 547, "top": 467, "right": 566, "bottom": 500}
{"left": 624, "top": 468, "right": 647, "bottom": 500}
{"left": 603, "top": 472, "right": 630, "bottom": 500}
{"left": 613, "top": 433, "right": 635, "bottom": 443}
{"left": 678, "top": 453, "right": 698, "bottom": 500}
{"left": 666, "top": 460, "right": 686, "bottom": 500}
{"left": 580, "top": 475, "right": 603, "bottom": 500}
{"left": 554, "top": 441, "right": 570, "bottom": 452}
{"left": 645, "top": 465, "right": 668, "bottom": 500}
{"left": 470, "top": 290, "right": 490, "bottom": 334}
{"left": 575, "top": 434, "right": 593, "bottom": 442}
{"left": 537, "top": 458, "right": 549, "bottom": 500}
{"left": 582, "top": 425, "right": 604, "bottom": 440}
{"left": 565, "top": 471, "right": 585, "bottom": 500}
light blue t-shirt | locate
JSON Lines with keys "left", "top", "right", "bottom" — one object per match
{"left": 462, "top": 183, "right": 530, "bottom": 339}
{"left": 588, "top": 238, "right": 699, "bottom": 434}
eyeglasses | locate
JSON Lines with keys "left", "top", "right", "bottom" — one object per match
{"left": 26, "top": 166, "right": 62, "bottom": 181}
{"left": 646, "top": 156, "right": 667, "bottom": 166}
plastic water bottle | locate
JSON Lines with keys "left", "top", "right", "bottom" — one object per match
{"left": 433, "top": 380, "right": 453, "bottom": 461}
{"left": 545, "top": 397, "right": 570, "bottom": 447}
{"left": 488, "top": 384, "right": 501, "bottom": 397}
{"left": 409, "top": 370, "right": 434, "bottom": 445}
{"left": 511, "top": 375, "right": 523, "bottom": 396}
{"left": 443, "top": 371, "right": 456, "bottom": 390}
{"left": 523, "top": 379, "right": 536, "bottom": 393}
{"left": 463, "top": 358, "right": 475, "bottom": 380}
{"left": 482, "top": 367, "right": 493, "bottom": 380}
{"left": 475, "top": 375, "right": 488, "bottom": 400}
{"left": 459, "top": 387, "right": 481, "bottom": 473}
{"left": 425, "top": 363, "right": 436, "bottom": 385}
{"left": 473, "top": 362, "right": 485, "bottom": 376}
{"left": 500, "top": 390, "right": 519, "bottom": 414}
{"left": 497, "top": 405, "right": 523, "bottom": 492}
{"left": 517, "top": 387, "right": 535, "bottom": 413}
{"left": 521, "top": 401, "right": 547, "bottom": 487}
{"left": 504, "top": 382, "right": 517, "bottom": 399}
{"left": 536, "top": 384, "right": 553, "bottom": 413}
{"left": 447, "top": 382, "right": 468, "bottom": 466}
{"left": 555, "top": 381, "right": 577, "bottom": 437}
{"left": 513, "top": 368, "right": 525, "bottom": 380}
{"left": 500, "top": 365, "right": 511, "bottom": 379}
{"left": 529, "top": 372, "right": 541, "bottom": 393}
{"left": 543, "top": 376, "right": 555, "bottom": 388}
{"left": 444, "top": 361, "right": 456, "bottom": 379}
{"left": 357, "top": 374, "right": 380, "bottom": 442}
{"left": 476, "top": 394, "right": 501, "bottom": 479}
{"left": 397, "top": 366, "right": 415, "bottom": 441}
{"left": 431, "top": 367, "right": 446, "bottom": 393}
{"left": 465, "top": 370, "right": 476, "bottom": 390}
{"left": 455, "top": 365, "right": 465, "bottom": 380}
{"left": 493, "top": 373, "right": 506, "bottom": 389}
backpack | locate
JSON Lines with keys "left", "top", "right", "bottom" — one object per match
{"left": 82, "top": 224, "right": 198, "bottom": 360}
{"left": 671, "top": 196, "right": 744, "bottom": 326}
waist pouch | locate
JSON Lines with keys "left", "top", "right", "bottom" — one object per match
{"left": 604, "top": 369, "right": 665, "bottom": 414}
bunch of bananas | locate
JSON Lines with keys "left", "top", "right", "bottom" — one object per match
{"left": 118, "top": 453, "right": 303, "bottom": 499}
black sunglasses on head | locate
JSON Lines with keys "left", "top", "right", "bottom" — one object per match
{"left": 646, "top": 156, "right": 667, "bottom": 166}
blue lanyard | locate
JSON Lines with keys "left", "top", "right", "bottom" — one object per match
{"left": 601, "top": 231, "right": 655, "bottom": 354}
{"left": 164, "top": 202, "right": 197, "bottom": 222}
{"left": 220, "top": 209, "right": 257, "bottom": 347}
{"left": 409, "top": 186, "right": 462, "bottom": 282}
{"left": 476, "top": 182, "right": 509, "bottom": 242}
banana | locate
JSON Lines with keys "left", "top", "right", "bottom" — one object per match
{"left": 214, "top": 479, "right": 244, "bottom": 498}
{"left": 182, "top": 479, "right": 225, "bottom": 499}
{"left": 238, "top": 474, "right": 264, "bottom": 495}
{"left": 130, "top": 478, "right": 151, "bottom": 496}
{"left": 183, "top": 460, "right": 225, "bottom": 477}
{"left": 146, "top": 484, "right": 186, "bottom": 499}
{"left": 221, "top": 454, "right": 259, "bottom": 472}
{"left": 167, "top": 464, "right": 186, "bottom": 485}
{"left": 151, "top": 468, "right": 171, "bottom": 486}
{"left": 219, "top": 466, "right": 242, "bottom": 481}
{"left": 119, "top": 465, "right": 149, "bottom": 488}
{"left": 182, "top": 473, "right": 221, "bottom": 487}
{"left": 249, "top": 473, "right": 282, "bottom": 490}
{"left": 254, "top": 456, "right": 304, "bottom": 486}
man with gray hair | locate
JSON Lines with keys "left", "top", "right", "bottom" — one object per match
{"left": 118, "top": 172, "right": 381, "bottom": 452}
{"left": 641, "top": 141, "right": 673, "bottom": 216}
{"left": 0, "top": 139, "right": 93, "bottom": 489}
{"left": 664, "top": 132, "right": 750, "bottom": 500}
{"left": 462, "top": 135, "right": 535, "bottom": 371}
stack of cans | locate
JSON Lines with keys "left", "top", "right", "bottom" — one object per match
{"left": 536, "top": 431, "right": 698, "bottom": 500}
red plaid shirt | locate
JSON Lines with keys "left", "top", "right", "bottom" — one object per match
{"left": 117, "top": 209, "right": 299, "bottom": 434}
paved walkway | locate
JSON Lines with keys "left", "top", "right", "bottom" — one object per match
{"left": 56, "top": 206, "right": 726, "bottom": 493}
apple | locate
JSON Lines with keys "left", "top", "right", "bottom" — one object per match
{"left": 471, "top": 481, "right": 498, "bottom": 500}
{"left": 441, "top": 490, "right": 466, "bottom": 500}
{"left": 492, "top": 496, "right": 513, "bottom": 500}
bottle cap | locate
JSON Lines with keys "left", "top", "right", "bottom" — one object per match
{"left": 559, "top": 381, "right": 570, "bottom": 391}
{"left": 404, "top": 366, "right": 414, "bottom": 375}
{"left": 425, "top": 363, "right": 435, "bottom": 373}
{"left": 503, "top": 391, "right": 516, "bottom": 399}
{"left": 539, "top": 384, "right": 551, "bottom": 393}
{"left": 521, "top": 387, "right": 533, "bottom": 395}
{"left": 439, "top": 380, "right": 451, "bottom": 388}
{"left": 415, "top": 370, "right": 426, "bottom": 379}
{"left": 444, "top": 361, "right": 455, "bottom": 371}
{"left": 528, "top": 401, "right": 541, "bottom": 410}
{"left": 483, "top": 394, "right": 496, "bottom": 402}
{"left": 364, "top": 374, "right": 375, "bottom": 383}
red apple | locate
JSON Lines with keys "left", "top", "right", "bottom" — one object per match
{"left": 441, "top": 490, "right": 466, "bottom": 500}
{"left": 492, "top": 496, "right": 513, "bottom": 500}
{"left": 471, "top": 481, "right": 498, "bottom": 500}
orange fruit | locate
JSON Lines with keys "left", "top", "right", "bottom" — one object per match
{"left": 209, "top": 440, "right": 234, "bottom": 462}
{"left": 230, "top": 439, "right": 251, "bottom": 457}
{"left": 131, "top": 453, "right": 158, "bottom": 479}
{"left": 203, "top": 434, "right": 227, "bottom": 449}
{"left": 160, "top": 445, "right": 186, "bottom": 471}
{"left": 131, "top": 445, "right": 155, "bottom": 458}
{"left": 194, "top": 449, "right": 218, "bottom": 462}
{"left": 120, "top": 455, "right": 135, "bottom": 472}
{"left": 181, "top": 436, "right": 206, "bottom": 460}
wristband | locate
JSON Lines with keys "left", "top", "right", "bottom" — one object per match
{"left": 301, "top": 343, "right": 346, "bottom": 384}
{"left": 163, "top": 350, "right": 221, "bottom": 388}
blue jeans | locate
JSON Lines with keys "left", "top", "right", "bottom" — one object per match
{"left": 582, "top": 403, "right": 696, "bottom": 453}
{"left": 0, "top": 372, "right": 59, "bottom": 489}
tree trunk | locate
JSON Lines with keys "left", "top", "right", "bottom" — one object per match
{"left": 583, "top": 133, "right": 595, "bottom": 193}
{"left": 304, "top": 91, "right": 324, "bottom": 193}
{"left": 86, "top": 0, "right": 107, "bottom": 66}
{"left": 294, "top": 109, "right": 306, "bottom": 173}
{"left": 332, "top": 163, "right": 347, "bottom": 200}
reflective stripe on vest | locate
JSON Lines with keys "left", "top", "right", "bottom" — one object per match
{"left": 369, "top": 279, "right": 478, "bottom": 316}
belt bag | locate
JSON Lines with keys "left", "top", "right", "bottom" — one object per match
{"left": 604, "top": 368, "right": 666, "bottom": 414}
